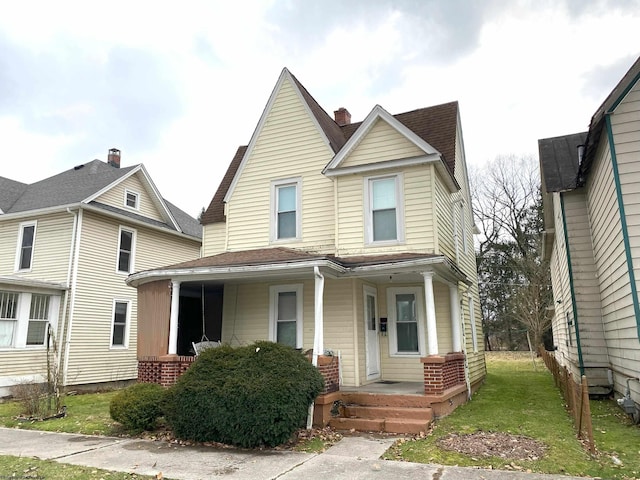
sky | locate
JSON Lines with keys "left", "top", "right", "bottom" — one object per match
{"left": 1, "top": 0, "right": 639, "bottom": 218}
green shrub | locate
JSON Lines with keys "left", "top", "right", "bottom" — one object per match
{"left": 164, "top": 341, "right": 324, "bottom": 448}
{"left": 109, "top": 383, "right": 165, "bottom": 431}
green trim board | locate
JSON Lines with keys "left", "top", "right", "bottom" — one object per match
{"left": 605, "top": 113, "right": 640, "bottom": 342}
{"left": 560, "top": 192, "right": 585, "bottom": 375}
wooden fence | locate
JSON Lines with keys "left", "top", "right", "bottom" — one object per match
{"left": 538, "top": 347, "right": 595, "bottom": 453}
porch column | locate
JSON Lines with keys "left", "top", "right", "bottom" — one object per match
{"left": 168, "top": 280, "right": 181, "bottom": 355}
{"left": 422, "top": 272, "right": 438, "bottom": 355}
{"left": 449, "top": 284, "right": 462, "bottom": 352}
{"left": 313, "top": 266, "right": 325, "bottom": 366}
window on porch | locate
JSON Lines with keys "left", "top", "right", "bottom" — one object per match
{"left": 269, "top": 284, "right": 303, "bottom": 349}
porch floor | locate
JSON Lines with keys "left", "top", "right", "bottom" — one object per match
{"left": 340, "top": 381, "right": 424, "bottom": 396}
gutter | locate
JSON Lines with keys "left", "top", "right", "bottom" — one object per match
{"left": 560, "top": 193, "right": 585, "bottom": 375}
{"left": 605, "top": 113, "right": 640, "bottom": 342}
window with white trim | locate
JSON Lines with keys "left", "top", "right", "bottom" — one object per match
{"left": 26, "top": 294, "right": 50, "bottom": 346}
{"left": 0, "top": 291, "right": 19, "bottom": 347}
{"left": 0, "top": 291, "right": 59, "bottom": 349}
{"left": 387, "top": 287, "right": 425, "bottom": 356}
{"left": 16, "top": 222, "right": 37, "bottom": 271}
{"left": 269, "top": 284, "right": 303, "bottom": 348}
{"left": 271, "top": 178, "right": 301, "bottom": 241}
{"left": 469, "top": 296, "right": 478, "bottom": 352}
{"left": 461, "top": 203, "right": 468, "bottom": 254}
{"left": 111, "top": 300, "right": 129, "bottom": 347}
{"left": 125, "top": 190, "right": 139, "bottom": 210}
{"left": 365, "top": 175, "right": 404, "bottom": 244}
{"left": 117, "top": 227, "right": 136, "bottom": 273}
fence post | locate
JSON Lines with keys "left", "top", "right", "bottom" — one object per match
{"left": 580, "top": 375, "right": 595, "bottom": 454}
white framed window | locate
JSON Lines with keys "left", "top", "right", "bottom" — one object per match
{"left": 26, "top": 294, "right": 50, "bottom": 346}
{"left": 271, "top": 178, "right": 302, "bottom": 242}
{"left": 387, "top": 287, "right": 426, "bottom": 356}
{"left": 0, "top": 291, "right": 19, "bottom": 347}
{"left": 365, "top": 174, "right": 404, "bottom": 244}
{"left": 469, "top": 295, "right": 478, "bottom": 352}
{"left": 269, "top": 284, "right": 303, "bottom": 349}
{"left": 124, "top": 189, "right": 139, "bottom": 210}
{"left": 111, "top": 300, "right": 130, "bottom": 348}
{"left": 117, "top": 227, "right": 136, "bottom": 274}
{"left": 461, "top": 203, "right": 468, "bottom": 254}
{"left": 15, "top": 221, "right": 37, "bottom": 271}
{"left": 0, "top": 290, "right": 59, "bottom": 349}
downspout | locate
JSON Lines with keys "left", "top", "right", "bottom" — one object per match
{"left": 63, "top": 208, "right": 83, "bottom": 386}
{"left": 605, "top": 113, "right": 640, "bottom": 342}
{"left": 57, "top": 208, "right": 78, "bottom": 374}
{"left": 560, "top": 193, "right": 585, "bottom": 376}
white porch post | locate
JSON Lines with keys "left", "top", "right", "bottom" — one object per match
{"left": 449, "top": 284, "right": 462, "bottom": 352}
{"left": 312, "top": 266, "right": 325, "bottom": 367}
{"left": 168, "top": 280, "right": 181, "bottom": 355}
{"left": 422, "top": 272, "right": 438, "bottom": 355}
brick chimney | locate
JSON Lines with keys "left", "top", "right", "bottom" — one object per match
{"left": 107, "top": 148, "right": 121, "bottom": 168}
{"left": 334, "top": 107, "right": 351, "bottom": 126}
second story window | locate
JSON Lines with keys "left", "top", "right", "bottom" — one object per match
{"left": 117, "top": 227, "right": 136, "bottom": 273}
{"left": 125, "top": 190, "right": 139, "bottom": 210}
{"left": 366, "top": 175, "right": 404, "bottom": 244}
{"left": 16, "top": 222, "right": 36, "bottom": 271}
{"left": 271, "top": 178, "right": 301, "bottom": 242}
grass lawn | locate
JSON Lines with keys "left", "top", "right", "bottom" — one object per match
{"left": 0, "top": 455, "right": 160, "bottom": 479}
{"left": 0, "top": 390, "right": 122, "bottom": 436}
{"left": 385, "top": 352, "right": 640, "bottom": 479}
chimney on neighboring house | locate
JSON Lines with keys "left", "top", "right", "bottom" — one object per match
{"left": 334, "top": 107, "right": 351, "bottom": 126}
{"left": 107, "top": 148, "right": 121, "bottom": 168}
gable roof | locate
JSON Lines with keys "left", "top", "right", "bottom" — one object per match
{"left": 1, "top": 159, "right": 201, "bottom": 239}
{"left": 539, "top": 132, "right": 587, "bottom": 192}
{"left": 0, "top": 177, "right": 27, "bottom": 213}
{"left": 580, "top": 55, "right": 640, "bottom": 184}
{"left": 203, "top": 69, "right": 462, "bottom": 225}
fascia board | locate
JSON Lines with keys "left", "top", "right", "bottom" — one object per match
{"left": 323, "top": 154, "right": 441, "bottom": 177}
{"left": 126, "top": 259, "right": 345, "bottom": 287}
{"left": 136, "top": 164, "right": 181, "bottom": 231}
{"left": 0, "top": 203, "right": 80, "bottom": 221}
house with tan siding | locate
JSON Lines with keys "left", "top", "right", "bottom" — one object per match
{"left": 0, "top": 150, "right": 201, "bottom": 396}
{"left": 128, "top": 68, "right": 485, "bottom": 432}
{"left": 540, "top": 55, "right": 640, "bottom": 422}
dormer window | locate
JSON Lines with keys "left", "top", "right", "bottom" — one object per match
{"left": 125, "top": 190, "right": 139, "bottom": 210}
{"left": 365, "top": 174, "right": 404, "bottom": 244}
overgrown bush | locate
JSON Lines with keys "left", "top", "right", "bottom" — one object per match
{"left": 10, "top": 382, "right": 48, "bottom": 417}
{"left": 163, "top": 341, "right": 324, "bottom": 448}
{"left": 109, "top": 382, "right": 165, "bottom": 431}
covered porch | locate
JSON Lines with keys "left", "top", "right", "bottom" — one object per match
{"left": 127, "top": 248, "right": 474, "bottom": 428}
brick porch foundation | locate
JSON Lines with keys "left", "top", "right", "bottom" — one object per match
{"left": 421, "top": 353, "right": 466, "bottom": 395}
{"left": 138, "top": 355, "right": 194, "bottom": 387}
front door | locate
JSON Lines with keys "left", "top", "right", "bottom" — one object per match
{"left": 364, "top": 286, "right": 380, "bottom": 380}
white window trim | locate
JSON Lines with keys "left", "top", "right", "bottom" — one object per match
{"left": 0, "top": 291, "right": 60, "bottom": 350}
{"left": 386, "top": 286, "right": 426, "bottom": 357}
{"left": 116, "top": 226, "right": 137, "bottom": 274}
{"left": 270, "top": 178, "right": 302, "bottom": 243}
{"left": 124, "top": 189, "right": 140, "bottom": 211}
{"left": 14, "top": 221, "right": 37, "bottom": 272}
{"left": 110, "top": 299, "right": 131, "bottom": 349}
{"left": 469, "top": 294, "right": 478, "bottom": 353}
{"left": 364, "top": 173, "right": 405, "bottom": 246}
{"left": 461, "top": 203, "right": 468, "bottom": 254}
{"left": 268, "top": 284, "right": 303, "bottom": 349}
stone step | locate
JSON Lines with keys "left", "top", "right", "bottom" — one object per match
{"left": 329, "top": 416, "right": 431, "bottom": 435}
{"left": 343, "top": 405, "right": 433, "bottom": 421}
{"left": 340, "top": 392, "right": 431, "bottom": 408}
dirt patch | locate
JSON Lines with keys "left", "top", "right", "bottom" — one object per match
{"left": 437, "top": 431, "right": 546, "bottom": 460}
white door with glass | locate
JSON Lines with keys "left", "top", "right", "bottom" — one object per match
{"left": 387, "top": 287, "right": 425, "bottom": 356}
{"left": 363, "top": 286, "right": 380, "bottom": 380}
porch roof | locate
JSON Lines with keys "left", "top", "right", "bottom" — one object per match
{"left": 126, "top": 247, "right": 469, "bottom": 287}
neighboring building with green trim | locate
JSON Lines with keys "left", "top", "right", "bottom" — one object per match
{"left": 539, "top": 55, "right": 640, "bottom": 418}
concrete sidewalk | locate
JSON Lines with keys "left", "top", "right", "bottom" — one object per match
{"left": 0, "top": 427, "right": 587, "bottom": 480}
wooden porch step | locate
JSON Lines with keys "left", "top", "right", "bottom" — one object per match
{"left": 343, "top": 405, "right": 433, "bottom": 422}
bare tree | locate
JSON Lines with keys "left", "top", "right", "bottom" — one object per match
{"left": 473, "top": 155, "right": 551, "bottom": 350}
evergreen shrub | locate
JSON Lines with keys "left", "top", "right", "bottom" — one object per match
{"left": 109, "top": 382, "right": 165, "bottom": 431}
{"left": 164, "top": 341, "right": 324, "bottom": 447}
